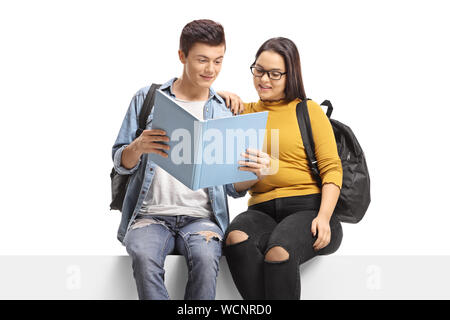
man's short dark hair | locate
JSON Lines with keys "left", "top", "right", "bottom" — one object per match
{"left": 180, "top": 19, "right": 226, "bottom": 57}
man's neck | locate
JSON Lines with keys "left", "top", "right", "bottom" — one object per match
{"left": 172, "top": 77, "right": 210, "bottom": 101}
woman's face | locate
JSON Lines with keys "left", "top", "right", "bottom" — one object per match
{"left": 253, "top": 50, "right": 287, "bottom": 101}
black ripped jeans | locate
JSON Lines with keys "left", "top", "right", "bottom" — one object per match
{"left": 223, "top": 194, "right": 343, "bottom": 300}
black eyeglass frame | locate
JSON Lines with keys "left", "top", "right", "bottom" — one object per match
{"left": 250, "top": 65, "right": 287, "bottom": 80}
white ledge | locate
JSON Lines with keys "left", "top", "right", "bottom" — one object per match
{"left": 0, "top": 255, "right": 448, "bottom": 300}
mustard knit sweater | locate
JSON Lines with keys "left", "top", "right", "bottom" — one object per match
{"left": 243, "top": 98, "right": 343, "bottom": 206}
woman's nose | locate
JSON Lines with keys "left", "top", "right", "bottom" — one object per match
{"left": 261, "top": 72, "right": 270, "bottom": 82}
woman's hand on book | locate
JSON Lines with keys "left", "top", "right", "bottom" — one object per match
{"left": 238, "top": 148, "right": 278, "bottom": 180}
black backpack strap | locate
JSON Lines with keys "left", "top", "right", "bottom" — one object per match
{"left": 296, "top": 99, "right": 322, "bottom": 187}
{"left": 321, "top": 99, "right": 333, "bottom": 118}
{"left": 136, "top": 83, "right": 161, "bottom": 138}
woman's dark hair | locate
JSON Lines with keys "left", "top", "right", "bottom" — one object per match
{"left": 179, "top": 19, "right": 226, "bottom": 57}
{"left": 253, "top": 37, "right": 306, "bottom": 101}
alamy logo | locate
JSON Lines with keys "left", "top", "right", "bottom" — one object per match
{"left": 168, "top": 126, "right": 280, "bottom": 174}
{"left": 66, "top": 265, "right": 81, "bottom": 290}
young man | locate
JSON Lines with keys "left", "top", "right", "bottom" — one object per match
{"left": 111, "top": 19, "right": 247, "bottom": 300}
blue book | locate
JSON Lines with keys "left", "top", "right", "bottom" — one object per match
{"left": 148, "top": 90, "right": 269, "bottom": 190}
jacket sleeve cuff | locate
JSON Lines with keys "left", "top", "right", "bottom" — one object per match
{"left": 225, "top": 183, "right": 247, "bottom": 198}
{"left": 113, "top": 145, "right": 141, "bottom": 175}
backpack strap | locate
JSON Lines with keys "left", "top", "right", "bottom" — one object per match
{"left": 135, "top": 83, "right": 161, "bottom": 138}
{"left": 296, "top": 99, "right": 322, "bottom": 187}
{"left": 320, "top": 99, "right": 333, "bottom": 118}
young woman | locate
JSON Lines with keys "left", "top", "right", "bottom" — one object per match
{"left": 222, "top": 37, "right": 343, "bottom": 300}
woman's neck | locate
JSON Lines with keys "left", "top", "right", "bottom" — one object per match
{"left": 261, "top": 98, "right": 285, "bottom": 103}
{"left": 259, "top": 97, "right": 288, "bottom": 106}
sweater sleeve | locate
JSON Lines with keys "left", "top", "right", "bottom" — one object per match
{"left": 307, "top": 100, "right": 343, "bottom": 189}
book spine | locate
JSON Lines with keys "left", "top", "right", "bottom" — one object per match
{"left": 191, "top": 120, "right": 205, "bottom": 190}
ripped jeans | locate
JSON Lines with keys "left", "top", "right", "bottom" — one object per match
{"left": 123, "top": 215, "right": 223, "bottom": 300}
{"left": 224, "top": 194, "right": 343, "bottom": 300}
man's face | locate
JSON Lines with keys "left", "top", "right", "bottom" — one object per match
{"left": 179, "top": 42, "right": 225, "bottom": 89}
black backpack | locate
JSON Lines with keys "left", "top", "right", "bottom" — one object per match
{"left": 110, "top": 83, "right": 161, "bottom": 211}
{"left": 296, "top": 99, "right": 371, "bottom": 223}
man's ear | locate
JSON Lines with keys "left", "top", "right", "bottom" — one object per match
{"left": 178, "top": 50, "right": 186, "bottom": 64}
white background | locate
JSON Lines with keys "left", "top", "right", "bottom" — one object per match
{"left": 0, "top": 0, "right": 449, "bottom": 256}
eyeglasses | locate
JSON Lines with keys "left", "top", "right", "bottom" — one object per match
{"left": 250, "top": 65, "right": 287, "bottom": 80}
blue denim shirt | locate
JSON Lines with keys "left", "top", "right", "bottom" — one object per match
{"left": 112, "top": 78, "right": 247, "bottom": 244}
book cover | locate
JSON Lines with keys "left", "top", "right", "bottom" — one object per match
{"left": 148, "top": 90, "right": 268, "bottom": 190}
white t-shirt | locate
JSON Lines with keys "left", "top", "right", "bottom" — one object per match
{"left": 137, "top": 98, "right": 213, "bottom": 220}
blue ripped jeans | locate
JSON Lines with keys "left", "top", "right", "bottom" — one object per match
{"left": 123, "top": 215, "right": 223, "bottom": 300}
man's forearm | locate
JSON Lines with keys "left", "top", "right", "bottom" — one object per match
{"left": 121, "top": 142, "right": 142, "bottom": 170}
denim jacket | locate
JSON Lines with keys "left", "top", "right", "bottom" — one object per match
{"left": 112, "top": 78, "right": 247, "bottom": 244}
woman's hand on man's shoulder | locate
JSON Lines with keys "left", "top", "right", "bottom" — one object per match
{"left": 217, "top": 91, "right": 245, "bottom": 115}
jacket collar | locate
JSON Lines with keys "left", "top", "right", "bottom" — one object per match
{"left": 160, "top": 77, "right": 224, "bottom": 104}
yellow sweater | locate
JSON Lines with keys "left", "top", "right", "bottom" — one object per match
{"left": 243, "top": 98, "right": 343, "bottom": 206}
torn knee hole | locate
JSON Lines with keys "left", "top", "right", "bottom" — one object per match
{"left": 130, "top": 218, "right": 162, "bottom": 230}
{"left": 225, "top": 230, "right": 249, "bottom": 246}
{"left": 195, "top": 231, "right": 222, "bottom": 243}
{"left": 265, "top": 246, "right": 290, "bottom": 262}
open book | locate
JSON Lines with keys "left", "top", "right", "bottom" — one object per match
{"left": 148, "top": 90, "right": 269, "bottom": 190}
